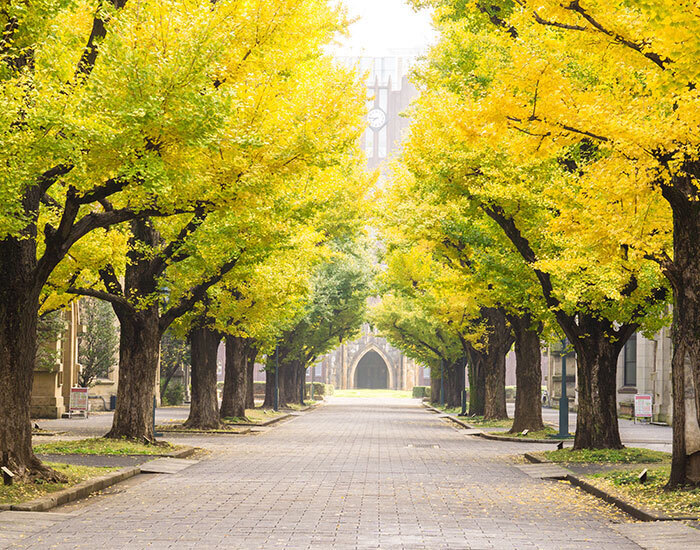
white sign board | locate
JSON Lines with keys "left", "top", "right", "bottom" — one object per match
{"left": 634, "top": 394, "right": 653, "bottom": 419}
{"left": 69, "top": 387, "right": 88, "bottom": 416}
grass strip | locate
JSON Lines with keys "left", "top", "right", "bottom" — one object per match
{"left": 544, "top": 447, "right": 671, "bottom": 464}
{"left": 221, "top": 408, "right": 287, "bottom": 425}
{"left": 587, "top": 466, "right": 700, "bottom": 518}
{"left": 0, "top": 462, "right": 117, "bottom": 505}
{"left": 34, "top": 437, "right": 178, "bottom": 456}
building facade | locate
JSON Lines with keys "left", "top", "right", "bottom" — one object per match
{"left": 310, "top": 55, "right": 426, "bottom": 392}
{"left": 31, "top": 303, "right": 82, "bottom": 418}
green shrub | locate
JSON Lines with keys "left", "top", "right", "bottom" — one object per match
{"left": 412, "top": 386, "right": 431, "bottom": 398}
{"left": 162, "top": 382, "right": 184, "bottom": 406}
{"left": 305, "top": 382, "right": 334, "bottom": 398}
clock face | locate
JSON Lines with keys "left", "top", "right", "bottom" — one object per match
{"left": 368, "top": 108, "right": 386, "bottom": 130}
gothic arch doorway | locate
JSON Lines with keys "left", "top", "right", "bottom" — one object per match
{"left": 354, "top": 350, "right": 389, "bottom": 389}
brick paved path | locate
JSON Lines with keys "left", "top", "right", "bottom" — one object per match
{"left": 2, "top": 398, "right": 667, "bottom": 549}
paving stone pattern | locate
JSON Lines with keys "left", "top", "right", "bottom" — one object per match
{"left": 3, "top": 398, "right": 692, "bottom": 549}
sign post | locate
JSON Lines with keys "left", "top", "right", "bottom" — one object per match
{"left": 634, "top": 394, "right": 653, "bottom": 423}
{"left": 69, "top": 387, "right": 89, "bottom": 418}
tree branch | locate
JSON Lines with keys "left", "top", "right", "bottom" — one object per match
{"left": 37, "top": 163, "right": 74, "bottom": 196}
{"left": 66, "top": 286, "right": 133, "bottom": 310}
{"left": 159, "top": 253, "right": 244, "bottom": 333}
{"left": 532, "top": 11, "right": 586, "bottom": 31}
{"left": 150, "top": 206, "right": 209, "bottom": 277}
{"left": 98, "top": 264, "right": 123, "bottom": 297}
{"left": 74, "top": 177, "right": 129, "bottom": 205}
{"left": 564, "top": 0, "right": 671, "bottom": 71}
{"left": 480, "top": 203, "right": 580, "bottom": 340}
{"left": 74, "top": 0, "right": 128, "bottom": 80}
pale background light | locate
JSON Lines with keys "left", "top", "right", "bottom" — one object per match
{"left": 333, "top": 0, "right": 436, "bottom": 57}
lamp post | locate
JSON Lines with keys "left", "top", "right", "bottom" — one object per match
{"left": 440, "top": 359, "right": 445, "bottom": 408}
{"left": 558, "top": 338, "right": 569, "bottom": 438}
{"left": 274, "top": 344, "right": 279, "bottom": 412}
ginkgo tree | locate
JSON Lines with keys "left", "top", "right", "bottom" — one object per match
{"left": 397, "top": 1, "right": 671, "bottom": 453}
{"left": 0, "top": 0, "right": 359, "bottom": 479}
{"left": 410, "top": 0, "right": 699, "bottom": 485}
{"left": 375, "top": 170, "right": 551, "bottom": 429}
{"left": 60, "top": 45, "right": 366, "bottom": 438}
{"left": 263, "top": 237, "right": 375, "bottom": 408}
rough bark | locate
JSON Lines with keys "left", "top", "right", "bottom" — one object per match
{"left": 508, "top": 314, "right": 545, "bottom": 433}
{"left": 106, "top": 307, "right": 160, "bottom": 440}
{"left": 467, "top": 349, "right": 486, "bottom": 416}
{"left": 569, "top": 314, "right": 626, "bottom": 450}
{"left": 106, "top": 219, "right": 162, "bottom": 440}
{"left": 661, "top": 182, "right": 700, "bottom": 486}
{"left": 482, "top": 308, "right": 513, "bottom": 420}
{"left": 184, "top": 326, "right": 222, "bottom": 429}
{"left": 0, "top": 0, "right": 127, "bottom": 480}
{"left": 263, "top": 359, "right": 301, "bottom": 408}
{"left": 220, "top": 336, "right": 251, "bottom": 419}
{"left": 484, "top": 205, "right": 633, "bottom": 448}
{"left": 430, "top": 376, "right": 440, "bottom": 405}
{"left": 0, "top": 242, "right": 65, "bottom": 481}
{"left": 439, "top": 362, "right": 463, "bottom": 408}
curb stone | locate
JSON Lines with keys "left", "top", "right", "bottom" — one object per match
{"left": 523, "top": 452, "right": 697, "bottom": 522}
{"left": 167, "top": 446, "right": 196, "bottom": 458}
{"left": 157, "top": 427, "right": 251, "bottom": 435}
{"left": 478, "top": 431, "right": 567, "bottom": 444}
{"left": 11, "top": 466, "right": 140, "bottom": 512}
{"left": 224, "top": 413, "right": 291, "bottom": 427}
{"left": 423, "top": 404, "right": 567, "bottom": 443}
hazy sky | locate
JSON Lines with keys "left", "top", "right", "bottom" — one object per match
{"left": 333, "top": 0, "right": 436, "bottom": 57}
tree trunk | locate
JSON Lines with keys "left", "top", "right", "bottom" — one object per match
{"left": 467, "top": 349, "right": 486, "bottom": 416}
{"left": 280, "top": 360, "right": 301, "bottom": 406}
{"left": 107, "top": 218, "right": 163, "bottom": 440}
{"left": 245, "top": 346, "right": 257, "bottom": 409}
{"left": 482, "top": 308, "right": 513, "bottom": 420}
{"left": 106, "top": 307, "right": 161, "bottom": 440}
{"left": 0, "top": 265, "right": 64, "bottom": 480}
{"left": 569, "top": 315, "right": 625, "bottom": 450}
{"left": 220, "top": 336, "right": 249, "bottom": 419}
{"left": 430, "top": 375, "right": 440, "bottom": 405}
{"left": 0, "top": 187, "right": 67, "bottom": 481}
{"left": 443, "top": 362, "right": 462, "bottom": 408}
{"left": 184, "top": 326, "right": 222, "bottom": 429}
{"left": 263, "top": 358, "right": 299, "bottom": 408}
{"left": 661, "top": 185, "right": 700, "bottom": 486}
{"left": 509, "top": 314, "right": 545, "bottom": 433}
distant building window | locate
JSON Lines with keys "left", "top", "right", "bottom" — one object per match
{"left": 423, "top": 366, "right": 430, "bottom": 379}
{"left": 624, "top": 333, "right": 637, "bottom": 386}
{"left": 379, "top": 88, "right": 388, "bottom": 111}
{"left": 314, "top": 364, "right": 322, "bottom": 376}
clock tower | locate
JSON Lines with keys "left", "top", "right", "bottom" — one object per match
{"left": 337, "top": 55, "right": 420, "bottom": 170}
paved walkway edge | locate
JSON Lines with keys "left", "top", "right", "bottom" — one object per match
{"left": 158, "top": 427, "right": 252, "bottom": 435}
{"left": 12, "top": 466, "right": 141, "bottom": 512}
{"left": 422, "top": 404, "right": 566, "bottom": 443}
{"left": 226, "top": 413, "right": 291, "bottom": 427}
{"left": 523, "top": 452, "right": 697, "bottom": 522}
{"left": 168, "top": 446, "right": 196, "bottom": 458}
